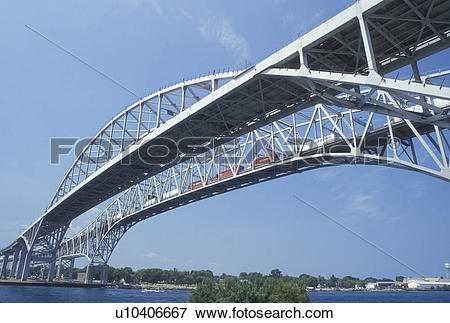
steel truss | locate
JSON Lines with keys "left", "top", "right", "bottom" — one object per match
{"left": 1, "top": 0, "right": 449, "bottom": 282}
{"left": 49, "top": 71, "right": 243, "bottom": 208}
{"left": 57, "top": 89, "right": 450, "bottom": 278}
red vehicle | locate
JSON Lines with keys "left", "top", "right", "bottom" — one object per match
{"left": 254, "top": 153, "right": 279, "bottom": 168}
{"left": 213, "top": 166, "right": 244, "bottom": 181}
{"left": 189, "top": 180, "right": 203, "bottom": 190}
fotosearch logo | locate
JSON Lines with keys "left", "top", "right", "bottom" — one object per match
{"left": 50, "top": 138, "right": 113, "bottom": 165}
{"left": 50, "top": 137, "right": 238, "bottom": 165}
{"left": 50, "top": 136, "right": 402, "bottom": 167}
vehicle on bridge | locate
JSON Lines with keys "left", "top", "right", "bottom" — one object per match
{"left": 113, "top": 212, "right": 126, "bottom": 223}
{"left": 189, "top": 166, "right": 246, "bottom": 189}
{"left": 212, "top": 166, "right": 245, "bottom": 181}
{"left": 312, "top": 134, "right": 337, "bottom": 147}
{"left": 145, "top": 189, "right": 180, "bottom": 207}
{"left": 254, "top": 153, "right": 280, "bottom": 168}
{"left": 189, "top": 180, "right": 204, "bottom": 190}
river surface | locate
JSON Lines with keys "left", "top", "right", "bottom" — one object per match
{"left": 1, "top": 285, "right": 450, "bottom": 303}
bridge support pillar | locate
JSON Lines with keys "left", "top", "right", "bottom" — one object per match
{"left": 47, "top": 261, "right": 56, "bottom": 282}
{"left": 85, "top": 264, "right": 94, "bottom": 284}
{"left": 100, "top": 264, "right": 108, "bottom": 285}
{"left": 9, "top": 249, "right": 20, "bottom": 278}
{"left": 20, "top": 249, "right": 32, "bottom": 282}
{"left": 56, "top": 258, "right": 62, "bottom": 280}
{"left": 68, "top": 258, "right": 74, "bottom": 283}
{"left": 15, "top": 248, "right": 26, "bottom": 280}
{"left": 1, "top": 253, "right": 9, "bottom": 278}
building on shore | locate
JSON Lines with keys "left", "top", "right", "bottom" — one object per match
{"left": 365, "top": 281, "right": 397, "bottom": 290}
{"left": 405, "top": 277, "right": 450, "bottom": 289}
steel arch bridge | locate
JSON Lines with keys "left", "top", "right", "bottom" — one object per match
{"left": 1, "top": 0, "right": 450, "bottom": 283}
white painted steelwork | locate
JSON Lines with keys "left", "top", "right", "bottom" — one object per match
{"left": 1, "top": 0, "right": 449, "bottom": 282}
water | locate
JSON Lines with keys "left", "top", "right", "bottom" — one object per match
{"left": 308, "top": 290, "right": 450, "bottom": 303}
{"left": 1, "top": 285, "right": 450, "bottom": 303}
{"left": 0, "top": 285, "right": 191, "bottom": 303}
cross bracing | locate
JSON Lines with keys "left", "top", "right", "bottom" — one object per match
{"left": 1, "top": 0, "right": 449, "bottom": 282}
{"left": 55, "top": 91, "right": 450, "bottom": 268}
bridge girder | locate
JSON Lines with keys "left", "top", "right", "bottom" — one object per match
{"left": 57, "top": 90, "right": 450, "bottom": 265}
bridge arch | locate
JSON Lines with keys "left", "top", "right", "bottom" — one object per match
{"left": 49, "top": 71, "right": 243, "bottom": 208}
{"left": 57, "top": 93, "right": 450, "bottom": 272}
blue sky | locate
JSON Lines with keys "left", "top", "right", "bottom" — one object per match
{"left": 1, "top": 0, "right": 449, "bottom": 280}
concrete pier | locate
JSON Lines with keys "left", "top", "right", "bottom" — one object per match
{"left": 84, "top": 264, "right": 94, "bottom": 284}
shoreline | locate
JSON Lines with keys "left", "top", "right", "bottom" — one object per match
{"left": 0, "top": 279, "right": 104, "bottom": 288}
{"left": 307, "top": 288, "right": 449, "bottom": 293}
{"left": 0, "top": 279, "right": 195, "bottom": 290}
{"left": 107, "top": 283, "right": 196, "bottom": 291}
{"left": 1, "top": 280, "right": 448, "bottom": 292}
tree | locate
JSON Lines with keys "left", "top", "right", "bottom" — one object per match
{"left": 270, "top": 269, "right": 282, "bottom": 279}
{"left": 122, "top": 267, "right": 135, "bottom": 283}
{"left": 355, "top": 280, "right": 365, "bottom": 288}
{"left": 298, "top": 274, "right": 311, "bottom": 284}
{"left": 177, "top": 271, "right": 191, "bottom": 284}
{"left": 109, "top": 266, "right": 135, "bottom": 283}
{"left": 191, "top": 270, "right": 214, "bottom": 284}
{"left": 189, "top": 279, "right": 219, "bottom": 303}
{"left": 340, "top": 276, "right": 360, "bottom": 288}
{"left": 269, "top": 281, "right": 309, "bottom": 303}
{"left": 171, "top": 268, "right": 183, "bottom": 284}
{"left": 317, "top": 275, "right": 327, "bottom": 287}
{"left": 247, "top": 272, "right": 263, "bottom": 282}
{"left": 29, "top": 265, "right": 45, "bottom": 278}
{"left": 305, "top": 276, "right": 318, "bottom": 288}
{"left": 135, "top": 268, "right": 165, "bottom": 283}
{"left": 395, "top": 276, "right": 405, "bottom": 282}
{"left": 189, "top": 277, "right": 309, "bottom": 303}
{"left": 327, "top": 275, "right": 338, "bottom": 287}
{"left": 363, "top": 277, "right": 378, "bottom": 284}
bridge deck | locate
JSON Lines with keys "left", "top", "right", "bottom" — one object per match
{"left": 56, "top": 116, "right": 440, "bottom": 262}
{"left": 41, "top": 0, "right": 450, "bottom": 229}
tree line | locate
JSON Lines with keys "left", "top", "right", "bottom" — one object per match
{"left": 32, "top": 265, "right": 401, "bottom": 288}
{"left": 41, "top": 265, "right": 215, "bottom": 284}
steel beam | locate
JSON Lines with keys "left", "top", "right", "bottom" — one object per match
{"left": 262, "top": 68, "right": 450, "bottom": 101}
{"left": 357, "top": 2, "right": 378, "bottom": 74}
{"left": 9, "top": 249, "right": 19, "bottom": 279}
{"left": 20, "top": 248, "right": 32, "bottom": 282}
{"left": 15, "top": 247, "right": 26, "bottom": 280}
{"left": 1, "top": 253, "right": 9, "bottom": 278}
